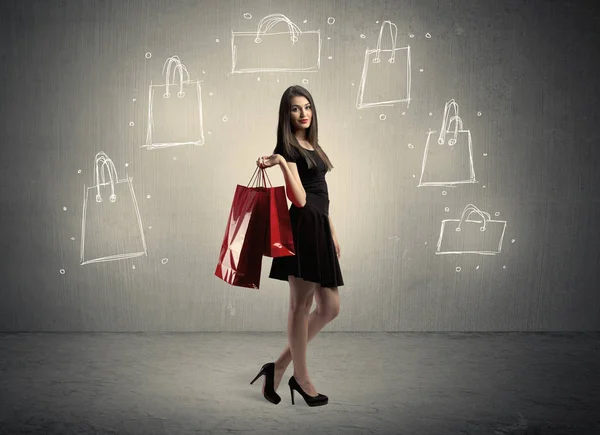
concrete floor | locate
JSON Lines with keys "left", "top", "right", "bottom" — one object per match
{"left": 0, "top": 332, "right": 598, "bottom": 435}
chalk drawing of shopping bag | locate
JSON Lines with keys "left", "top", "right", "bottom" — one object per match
{"left": 80, "top": 152, "right": 147, "bottom": 265}
{"left": 418, "top": 99, "right": 477, "bottom": 186}
{"left": 356, "top": 21, "right": 411, "bottom": 109}
{"left": 143, "top": 56, "right": 204, "bottom": 150}
{"left": 436, "top": 204, "right": 507, "bottom": 255}
{"left": 231, "top": 13, "right": 321, "bottom": 73}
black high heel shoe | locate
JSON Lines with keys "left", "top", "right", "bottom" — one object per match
{"left": 250, "top": 362, "right": 281, "bottom": 405}
{"left": 288, "top": 376, "right": 328, "bottom": 407}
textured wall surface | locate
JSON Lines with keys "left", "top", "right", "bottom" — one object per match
{"left": 1, "top": 0, "right": 599, "bottom": 331}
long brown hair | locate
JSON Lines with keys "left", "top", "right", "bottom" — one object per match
{"left": 274, "top": 85, "right": 334, "bottom": 171}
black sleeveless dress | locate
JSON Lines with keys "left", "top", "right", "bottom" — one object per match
{"left": 268, "top": 145, "right": 344, "bottom": 288}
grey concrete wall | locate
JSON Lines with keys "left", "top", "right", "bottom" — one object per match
{"left": 1, "top": 0, "right": 599, "bottom": 331}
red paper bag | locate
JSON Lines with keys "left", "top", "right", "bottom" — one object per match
{"left": 262, "top": 170, "right": 295, "bottom": 258}
{"left": 214, "top": 167, "right": 270, "bottom": 289}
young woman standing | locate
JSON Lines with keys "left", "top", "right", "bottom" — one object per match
{"left": 250, "top": 85, "right": 344, "bottom": 407}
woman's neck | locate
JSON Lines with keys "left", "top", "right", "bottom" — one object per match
{"left": 294, "top": 131, "right": 308, "bottom": 143}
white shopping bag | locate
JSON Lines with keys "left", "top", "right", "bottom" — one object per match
{"left": 231, "top": 13, "right": 321, "bottom": 73}
{"left": 80, "top": 152, "right": 147, "bottom": 265}
{"left": 436, "top": 204, "right": 507, "bottom": 255}
{"left": 143, "top": 56, "right": 204, "bottom": 150}
{"left": 356, "top": 21, "right": 411, "bottom": 109}
{"left": 418, "top": 99, "right": 477, "bottom": 186}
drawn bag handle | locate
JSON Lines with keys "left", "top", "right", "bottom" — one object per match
{"left": 373, "top": 21, "right": 398, "bottom": 64}
{"left": 456, "top": 204, "right": 491, "bottom": 232}
{"left": 438, "top": 99, "right": 462, "bottom": 146}
{"left": 254, "top": 13, "right": 302, "bottom": 44}
{"left": 93, "top": 152, "right": 119, "bottom": 203}
{"left": 162, "top": 55, "right": 190, "bottom": 99}
{"left": 445, "top": 115, "right": 463, "bottom": 145}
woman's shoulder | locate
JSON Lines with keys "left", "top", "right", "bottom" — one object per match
{"left": 275, "top": 143, "right": 302, "bottom": 163}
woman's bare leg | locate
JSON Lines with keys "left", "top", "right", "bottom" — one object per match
{"left": 273, "top": 279, "right": 340, "bottom": 392}
{"left": 283, "top": 275, "right": 317, "bottom": 395}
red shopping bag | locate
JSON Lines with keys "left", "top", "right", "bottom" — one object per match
{"left": 214, "top": 167, "right": 270, "bottom": 289}
{"left": 261, "top": 169, "right": 296, "bottom": 258}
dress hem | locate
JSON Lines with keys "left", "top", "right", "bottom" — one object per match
{"left": 268, "top": 273, "right": 344, "bottom": 288}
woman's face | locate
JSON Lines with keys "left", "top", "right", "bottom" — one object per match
{"left": 289, "top": 96, "right": 312, "bottom": 132}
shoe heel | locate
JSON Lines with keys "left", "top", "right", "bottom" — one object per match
{"left": 290, "top": 386, "right": 295, "bottom": 405}
{"left": 250, "top": 369, "right": 264, "bottom": 385}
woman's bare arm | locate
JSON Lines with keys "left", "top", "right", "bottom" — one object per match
{"left": 278, "top": 158, "right": 306, "bottom": 208}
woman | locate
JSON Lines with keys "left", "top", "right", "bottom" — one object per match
{"left": 249, "top": 85, "right": 344, "bottom": 407}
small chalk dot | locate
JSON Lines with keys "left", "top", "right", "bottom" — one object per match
{"left": 77, "top": 169, "right": 82, "bottom": 174}
{"left": 419, "top": 68, "right": 424, "bottom": 72}
{"left": 327, "top": 36, "right": 331, "bottom": 40}
{"left": 476, "top": 265, "right": 480, "bottom": 270}
{"left": 402, "top": 111, "right": 406, "bottom": 115}
{"left": 456, "top": 266, "right": 461, "bottom": 272}
{"left": 327, "top": 17, "right": 335, "bottom": 25}
{"left": 60, "top": 269, "right": 65, "bottom": 275}
{"left": 303, "top": 19, "right": 307, "bottom": 23}
{"left": 244, "top": 13, "right": 252, "bottom": 19}
{"left": 302, "top": 79, "right": 309, "bottom": 84}
{"left": 503, "top": 265, "right": 507, "bottom": 269}
{"left": 483, "top": 153, "right": 488, "bottom": 157}
{"left": 412, "top": 174, "right": 415, "bottom": 177}
{"left": 146, "top": 194, "right": 151, "bottom": 199}
{"left": 409, "top": 33, "right": 415, "bottom": 38}
{"left": 511, "top": 239, "right": 515, "bottom": 243}
{"left": 407, "top": 143, "right": 413, "bottom": 148}
{"left": 161, "top": 258, "right": 169, "bottom": 264}
{"left": 209, "top": 92, "right": 214, "bottom": 96}
{"left": 145, "top": 52, "right": 152, "bottom": 59}
{"left": 494, "top": 212, "right": 500, "bottom": 216}
{"left": 257, "top": 77, "right": 261, "bottom": 81}
{"left": 71, "top": 237, "right": 75, "bottom": 241}
{"left": 425, "top": 32, "right": 432, "bottom": 38}
{"left": 477, "top": 111, "right": 482, "bottom": 116}
{"left": 351, "top": 82, "right": 355, "bottom": 86}
{"left": 445, "top": 207, "right": 449, "bottom": 212}
{"left": 63, "top": 206, "right": 67, "bottom": 211}
{"left": 379, "top": 114, "right": 387, "bottom": 120}
{"left": 215, "top": 38, "right": 219, "bottom": 43}
{"left": 132, "top": 98, "right": 136, "bottom": 102}
{"left": 276, "top": 78, "right": 280, "bottom": 83}
{"left": 148, "top": 226, "right": 152, "bottom": 229}
{"left": 222, "top": 115, "right": 228, "bottom": 122}
{"left": 208, "top": 131, "right": 212, "bottom": 135}
{"left": 129, "top": 121, "right": 134, "bottom": 127}
{"left": 173, "top": 156, "right": 178, "bottom": 160}
{"left": 375, "top": 21, "right": 379, "bottom": 24}
{"left": 202, "top": 70, "right": 206, "bottom": 74}
{"left": 125, "top": 163, "right": 129, "bottom": 167}
{"left": 424, "top": 242, "right": 428, "bottom": 245}
{"left": 360, "top": 34, "right": 366, "bottom": 39}
{"left": 328, "top": 56, "right": 333, "bottom": 60}
{"left": 442, "top": 191, "right": 447, "bottom": 196}
{"left": 483, "top": 185, "right": 486, "bottom": 188}
{"left": 132, "top": 265, "right": 136, "bottom": 269}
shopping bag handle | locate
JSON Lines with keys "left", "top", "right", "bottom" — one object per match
{"left": 437, "top": 99, "right": 462, "bottom": 146}
{"left": 246, "top": 166, "right": 273, "bottom": 189}
{"left": 162, "top": 55, "right": 190, "bottom": 99}
{"left": 373, "top": 21, "right": 398, "bottom": 64}
{"left": 455, "top": 204, "right": 491, "bottom": 232}
{"left": 254, "top": 13, "right": 302, "bottom": 44}
{"left": 93, "top": 152, "right": 118, "bottom": 203}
